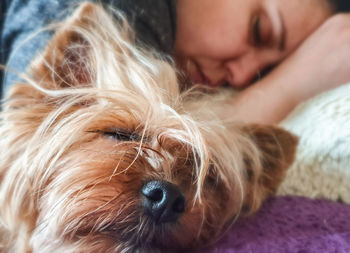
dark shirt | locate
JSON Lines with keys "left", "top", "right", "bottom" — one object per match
{"left": 0, "top": 0, "right": 176, "bottom": 98}
{"left": 332, "top": 0, "right": 350, "bottom": 12}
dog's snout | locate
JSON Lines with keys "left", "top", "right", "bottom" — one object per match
{"left": 141, "top": 180, "right": 185, "bottom": 223}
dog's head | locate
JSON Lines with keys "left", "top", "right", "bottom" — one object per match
{"left": 0, "top": 3, "right": 297, "bottom": 252}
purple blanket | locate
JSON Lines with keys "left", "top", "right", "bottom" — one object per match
{"left": 202, "top": 196, "right": 350, "bottom": 253}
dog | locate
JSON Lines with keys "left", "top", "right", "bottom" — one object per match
{"left": 0, "top": 3, "right": 297, "bottom": 252}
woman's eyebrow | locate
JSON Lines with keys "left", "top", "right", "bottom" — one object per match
{"left": 265, "top": 3, "right": 286, "bottom": 51}
{"left": 278, "top": 10, "right": 286, "bottom": 51}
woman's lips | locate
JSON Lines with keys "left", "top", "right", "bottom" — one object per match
{"left": 185, "top": 59, "right": 227, "bottom": 87}
{"left": 186, "top": 59, "right": 210, "bottom": 85}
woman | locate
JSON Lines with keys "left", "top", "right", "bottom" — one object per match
{"left": 1, "top": 0, "right": 350, "bottom": 123}
{"left": 174, "top": 0, "right": 350, "bottom": 123}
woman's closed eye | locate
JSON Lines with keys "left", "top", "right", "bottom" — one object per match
{"left": 253, "top": 15, "right": 262, "bottom": 45}
{"left": 252, "top": 12, "right": 273, "bottom": 47}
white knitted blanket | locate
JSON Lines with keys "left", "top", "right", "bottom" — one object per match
{"left": 278, "top": 83, "right": 350, "bottom": 203}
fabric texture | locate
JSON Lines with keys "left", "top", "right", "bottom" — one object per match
{"left": 0, "top": 0, "right": 12, "bottom": 98}
{"left": 202, "top": 196, "right": 350, "bottom": 253}
{"left": 279, "top": 83, "right": 350, "bottom": 203}
{"left": 0, "top": 0, "right": 176, "bottom": 97}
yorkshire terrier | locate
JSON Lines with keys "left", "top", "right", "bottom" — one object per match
{"left": 0, "top": 3, "right": 297, "bottom": 253}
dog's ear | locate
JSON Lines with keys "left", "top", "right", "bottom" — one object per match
{"left": 28, "top": 2, "right": 122, "bottom": 89}
{"left": 242, "top": 124, "right": 298, "bottom": 214}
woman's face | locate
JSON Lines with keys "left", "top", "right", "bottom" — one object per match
{"left": 174, "top": 0, "right": 333, "bottom": 88}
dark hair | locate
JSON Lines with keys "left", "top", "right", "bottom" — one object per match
{"left": 331, "top": 0, "right": 350, "bottom": 12}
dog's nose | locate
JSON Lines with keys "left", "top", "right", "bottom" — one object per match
{"left": 141, "top": 180, "right": 185, "bottom": 223}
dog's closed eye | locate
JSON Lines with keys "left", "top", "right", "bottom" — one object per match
{"left": 103, "top": 129, "right": 142, "bottom": 142}
{"left": 90, "top": 129, "right": 142, "bottom": 142}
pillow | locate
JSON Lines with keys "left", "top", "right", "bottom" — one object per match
{"left": 278, "top": 83, "right": 350, "bottom": 203}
